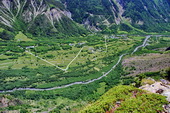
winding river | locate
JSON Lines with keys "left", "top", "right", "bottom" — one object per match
{"left": 0, "top": 36, "right": 151, "bottom": 93}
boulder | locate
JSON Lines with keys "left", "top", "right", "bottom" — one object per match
{"left": 140, "top": 82, "right": 170, "bottom": 102}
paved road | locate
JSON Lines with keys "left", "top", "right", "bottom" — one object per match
{"left": 131, "top": 35, "right": 151, "bottom": 54}
{"left": 0, "top": 36, "right": 151, "bottom": 93}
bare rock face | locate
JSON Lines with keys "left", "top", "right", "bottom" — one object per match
{"left": 1, "top": 110, "right": 20, "bottom": 113}
{"left": 0, "top": 0, "right": 72, "bottom": 26}
{"left": 156, "top": 89, "right": 164, "bottom": 94}
{"left": 0, "top": 0, "right": 76, "bottom": 36}
{"left": 140, "top": 80, "right": 170, "bottom": 112}
{"left": 0, "top": 96, "right": 22, "bottom": 108}
{"left": 160, "top": 79, "right": 170, "bottom": 85}
{"left": 140, "top": 81, "right": 170, "bottom": 101}
{"left": 0, "top": 97, "right": 9, "bottom": 108}
{"left": 164, "top": 104, "right": 170, "bottom": 113}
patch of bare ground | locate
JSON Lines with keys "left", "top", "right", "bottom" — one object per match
{"left": 140, "top": 80, "right": 170, "bottom": 112}
{"left": 0, "top": 95, "right": 22, "bottom": 113}
{"left": 153, "top": 47, "right": 167, "bottom": 52}
{"left": 0, "top": 97, "right": 22, "bottom": 108}
{"left": 122, "top": 53, "right": 170, "bottom": 76}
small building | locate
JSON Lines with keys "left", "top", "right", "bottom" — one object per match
{"left": 69, "top": 43, "right": 75, "bottom": 46}
{"left": 78, "top": 42, "right": 86, "bottom": 45}
{"left": 26, "top": 46, "right": 35, "bottom": 49}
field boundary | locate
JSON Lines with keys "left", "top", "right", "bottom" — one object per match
{"left": 0, "top": 36, "right": 151, "bottom": 93}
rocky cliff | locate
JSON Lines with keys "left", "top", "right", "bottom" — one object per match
{"left": 0, "top": 0, "right": 170, "bottom": 37}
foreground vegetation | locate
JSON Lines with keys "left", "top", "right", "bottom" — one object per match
{"left": 81, "top": 85, "right": 168, "bottom": 113}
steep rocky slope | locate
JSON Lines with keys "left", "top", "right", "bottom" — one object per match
{"left": 0, "top": 0, "right": 87, "bottom": 37}
{"left": 62, "top": 0, "right": 170, "bottom": 32}
{"left": 0, "top": 0, "right": 170, "bottom": 38}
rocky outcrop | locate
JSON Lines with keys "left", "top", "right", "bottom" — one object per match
{"left": 1, "top": 0, "right": 170, "bottom": 36}
{"left": 63, "top": 0, "right": 170, "bottom": 32}
{"left": 140, "top": 79, "right": 170, "bottom": 113}
{"left": 140, "top": 80, "right": 170, "bottom": 101}
{"left": 0, "top": 96, "right": 22, "bottom": 108}
{"left": 0, "top": 0, "right": 84, "bottom": 36}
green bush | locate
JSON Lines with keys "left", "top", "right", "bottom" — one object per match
{"left": 0, "top": 30, "right": 14, "bottom": 40}
{"left": 80, "top": 85, "right": 168, "bottom": 113}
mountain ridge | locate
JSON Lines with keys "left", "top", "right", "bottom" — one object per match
{"left": 0, "top": 0, "right": 170, "bottom": 38}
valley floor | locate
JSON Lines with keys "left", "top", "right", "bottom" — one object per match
{"left": 0, "top": 34, "right": 170, "bottom": 112}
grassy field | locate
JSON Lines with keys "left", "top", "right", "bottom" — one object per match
{"left": 1, "top": 36, "right": 136, "bottom": 70}
{"left": 1, "top": 34, "right": 169, "bottom": 112}
{"left": 15, "top": 32, "right": 33, "bottom": 41}
{"left": 1, "top": 35, "right": 168, "bottom": 90}
{"left": 0, "top": 35, "right": 139, "bottom": 91}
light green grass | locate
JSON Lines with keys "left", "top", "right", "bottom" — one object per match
{"left": 162, "top": 37, "right": 170, "bottom": 40}
{"left": 96, "top": 82, "right": 107, "bottom": 95}
{"left": 0, "top": 54, "right": 11, "bottom": 59}
{"left": 0, "top": 36, "right": 137, "bottom": 91}
{"left": 23, "top": 96, "right": 87, "bottom": 112}
{"left": 122, "top": 20, "right": 147, "bottom": 34}
{"left": 0, "top": 58, "right": 15, "bottom": 69}
{"left": 0, "top": 37, "right": 135, "bottom": 71}
{"left": 0, "top": 28, "right": 4, "bottom": 32}
{"left": 34, "top": 39, "right": 134, "bottom": 69}
{"left": 131, "top": 36, "right": 146, "bottom": 40}
{"left": 117, "top": 31, "right": 128, "bottom": 34}
{"left": 15, "top": 31, "right": 33, "bottom": 41}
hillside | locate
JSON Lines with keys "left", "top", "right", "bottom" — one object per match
{"left": 0, "top": 0, "right": 87, "bottom": 38}
{"left": 62, "top": 0, "right": 170, "bottom": 32}
{"left": 0, "top": 0, "right": 170, "bottom": 113}
{"left": 0, "top": 0, "right": 170, "bottom": 39}
{"left": 0, "top": 34, "right": 169, "bottom": 112}
{"left": 80, "top": 85, "right": 168, "bottom": 113}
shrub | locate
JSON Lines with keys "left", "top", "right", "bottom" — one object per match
{"left": 80, "top": 85, "right": 168, "bottom": 113}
